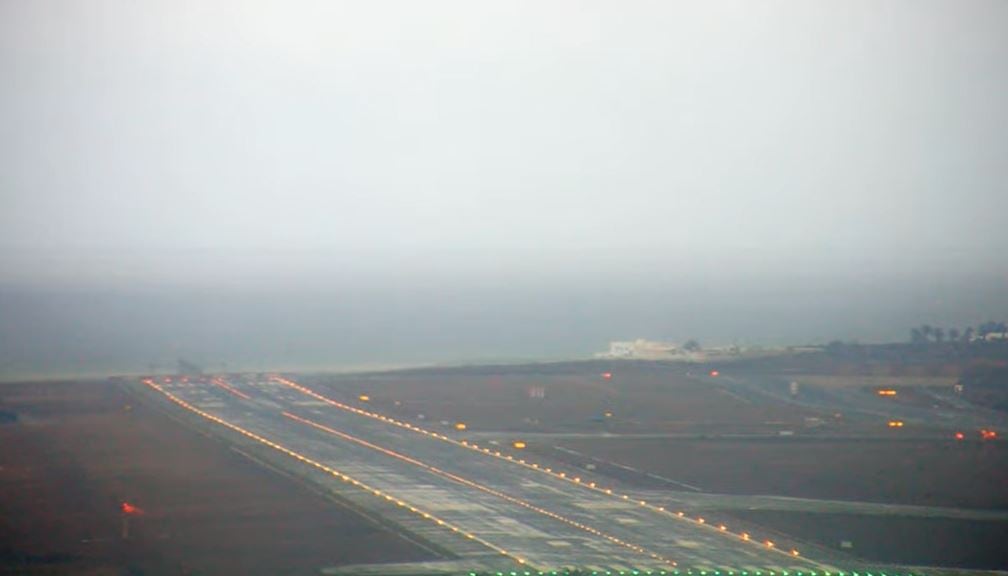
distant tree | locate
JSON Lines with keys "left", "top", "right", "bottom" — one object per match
{"left": 934, "top": 327, "right": 945, "bottom": 344}
{"left": 910, "top": 328, "right": 927, "bottom": 345}
{"left": 977, "top": 321, "right": 1005, "bottom": 337}
{"left": 949, "top": 328, "right": 961, "bottom": 342}
{"left": 683, "top": 339, "right": 701, "bottom": 352}
{"left": 963, "top": 327, "right": 975, "bottom": 344}
{"left": 921, "top": 325, "right": 934, "bottom": 341}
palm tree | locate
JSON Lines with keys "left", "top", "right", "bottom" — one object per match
{"left": 934, "top": 327, "right": 945, "bottom": 344}
{"left": 949, "top": 328, "right": 961, "bottom": 342}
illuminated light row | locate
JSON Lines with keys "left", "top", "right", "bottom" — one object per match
{"left": 208, "top": 377, "right": 252, "bottom": 400}
{"left": 269, "top": 377, "right": 806, "bottom": 562}
{"left": 283, "top": 411, "right": 675, "bottom": 566}
{"left": 139, "top": 379, "right": 528, "bottom": 567}
{"left": 464, "top": 571, "right": 918, "bottom": 576}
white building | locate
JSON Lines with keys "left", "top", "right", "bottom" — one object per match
{"left": 603, "top": 339, "right": 679, "bottom": 359}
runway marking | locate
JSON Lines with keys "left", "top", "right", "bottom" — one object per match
{"left": 140, "top": 379, "right": 530, "bottom": 568}
{"left": 269, "top": 376, "right": 820, "bottom": 566}
{"left": 283, "top": 411, "right": 675, "bottom": 566}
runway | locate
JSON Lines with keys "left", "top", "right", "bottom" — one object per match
{"left": 143, "top": 375, "right": 837, "bottom": 573}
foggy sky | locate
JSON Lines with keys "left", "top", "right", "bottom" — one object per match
{"left": 2, "top": 1, "right": 1007, "bottom": 377}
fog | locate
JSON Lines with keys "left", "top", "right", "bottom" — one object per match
{"left": 2, "top": 1, "right": 1007, "bottom": 378}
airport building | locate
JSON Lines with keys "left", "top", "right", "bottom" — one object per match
{"left": 602, "top": 339, "right": 679, "bottom": 359}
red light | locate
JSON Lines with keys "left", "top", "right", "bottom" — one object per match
{"left": 121, "top": 502, "right": 144, "bottom": 515}
{"left": 981, "top": 429, "right": 998, "bottom": 440}
{"left": 954, "top": 432, "right": 965, "bottom": 440}
{"left": 709, "top": 370, "right": 719, "bottom": 377}
{"left": 602, "top": 372, "right": 612, "bottom": 380}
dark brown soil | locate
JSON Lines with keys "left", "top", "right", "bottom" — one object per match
{"left": 551, "top": 437, "right": 1008, "bottom": 509}
{"left": 317, "top": 367, "right": 829, "bottom": 435}
{"left": 0, "top": 380, "right": 435, "bottom": 575}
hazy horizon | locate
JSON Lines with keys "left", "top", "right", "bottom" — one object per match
{"left": 2, "top": 1, "right": 1007, "bottom": 379}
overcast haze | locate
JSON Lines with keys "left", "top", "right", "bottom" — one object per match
{"left": 2, "top": 1, "right": 1007, "bottom": 378}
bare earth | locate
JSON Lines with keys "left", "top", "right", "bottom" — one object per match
{"left": 0, "top": 381, "right": 435, "bottom": 575}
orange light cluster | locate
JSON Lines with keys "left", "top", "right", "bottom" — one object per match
{"left": 270, "top": 376, "right": 804, "bottom": 562}
{"left": 981, "top": 428, "right": 998, "bottom": 440}
{"left": 888, "top": 420, "right": 905, "bottom": 428}
{"left": 877, "top": 389, "right": 897, "bottom": 397}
